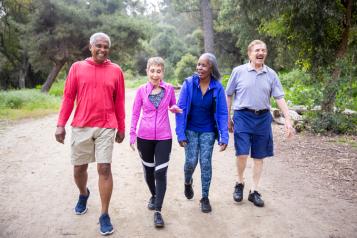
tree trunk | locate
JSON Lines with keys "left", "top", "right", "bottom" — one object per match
{"left": 18, "top": 53, "right": 29, "bottom": 89}
{"left": 41, "top": 61, "right": 65, "bottom": 93}
{"left": 200, "top": 0, "right": 215, "bottom": 53}
{"left": 321, "top": 0, "right": 352, "bottom": 112}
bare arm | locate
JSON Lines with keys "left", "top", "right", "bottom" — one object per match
{"left": 227, "top": 95, "right": 234, "bottom": 133}
{"left": 275, "top": 98, "right": 294, "bottom": 138}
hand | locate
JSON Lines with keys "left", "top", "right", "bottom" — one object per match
{"left": 228, "top": 118, "right": 234, "bottom": 133}
{"left": 55, "top": 126, "right": 66, "bottom": 144}
{"left": 169, "top": 105, "right": 183, "bottom": 114}
{"left": 115, "top": 132, "right": 125, "bottom": 143}
{"left": 130, "top": 143, "right": 136, "bottom": 151}
{"left": 285, "top": 122, "right": 295, "bottom": 139}
{"left": 219, "top": 143, "right": 227, "bottom": 152}
{"left": 179, "top": 140, "right": 187, "bottom": 147}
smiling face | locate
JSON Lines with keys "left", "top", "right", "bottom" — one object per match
{"left": 147, "top": 64, "right": 164, "bottom": 87}
{"left": 196, "top": 56, "right": 212, "bottom": 81}
{"left": 90, "top": 37, "right": 110, "bottom": 64}
{"left": 248, "top": 43, "right": 267, "bottom": 69}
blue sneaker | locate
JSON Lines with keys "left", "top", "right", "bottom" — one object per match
{"left": 74, "top": 188, "right": 90, "bottom": 215}
{"left": 99, "top": 213, "right": 114, "bottom": 236}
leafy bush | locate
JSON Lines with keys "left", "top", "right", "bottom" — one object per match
{"left": 175, "top": 53, "right": 198, "bottom": 84}
{"left": 125, "top": 75, "right": 147, "bottom": 88}
{"left": 279, "top": 69, "right": 322, "bottom": 107}
{"left": 305, "top": 111, "right": 357, "bottom": 135}
{"left": 49, "top": 80, "right": 65, "bottom": 97}
{"left": 221, "top": 74, "right": 230, "bottom": 88}
{"left": 0, "top": 89, "right": 61, "bottom": 120}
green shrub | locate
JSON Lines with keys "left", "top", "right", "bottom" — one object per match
{"left": 175, "top": 53, "right": 198, "bottom": 85}
{"left": 49, "top": 80, "right": 65, "bottom": 97}
{"left": 279, "top": 69, "right": 322, "bottom": 107}
{"left": 305, "top": 111, "right": 357, "bottom": 135}
{"left": 221, "top": 74, "right": 230, "bottom": 88}
{"left": 0, "top": 89, "right": 61, "bottom": 120}
{"left": 4, "top": 95, "right": 25, "bottom": 109}
{"left": 125, "top": 75, "right": 147, "bottom": 88}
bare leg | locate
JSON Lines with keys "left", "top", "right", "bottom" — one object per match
{"left": 252, "top": 159, "right": 264, "bottom": 191}
{"left": 236, "top": 155, "right": 248, "bottom": 183}
{"left": 74, "top": 164, "right": 89, "bottom": 195}
{"left": 97, "top": 163, "right": 113, "bottom": 214}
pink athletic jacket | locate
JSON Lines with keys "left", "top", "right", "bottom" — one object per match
{"left": 130, "top": 81, "right": 176, "bottom": 144}
{"left": 57, "top": 58, "right": 125, "bottom": 133}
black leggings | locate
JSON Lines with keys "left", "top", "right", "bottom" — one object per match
{"left": 137, "top": 137, "right": 172, "bottom": 211}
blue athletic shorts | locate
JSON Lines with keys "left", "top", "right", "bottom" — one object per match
{"left": 233, "top": 110, "right": 273, "bottom": 159}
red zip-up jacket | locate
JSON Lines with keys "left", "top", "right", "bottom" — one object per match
{"left": 57, "top": 58, "right": 125, "bottom": 133}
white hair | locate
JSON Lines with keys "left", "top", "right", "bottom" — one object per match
{"left": 89, "top": 32, "right": 111, "bottom": 48}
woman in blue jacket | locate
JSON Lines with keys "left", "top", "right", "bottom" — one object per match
{"left": 175, "top": 53, "right": 229, "bottom": 213}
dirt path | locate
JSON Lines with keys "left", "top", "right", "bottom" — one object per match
{"left": 0, "top": 89, "right": 356, "bottom": 238}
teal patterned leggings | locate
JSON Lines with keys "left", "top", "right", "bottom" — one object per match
{"left": 184, "top": 130, "right": 215, "bottom": 198}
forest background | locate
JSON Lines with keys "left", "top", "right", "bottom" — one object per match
{"left": 0, "top": 0, "right": 356, "bottom": 135}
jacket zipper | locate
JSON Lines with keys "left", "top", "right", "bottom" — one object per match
{"left": 155, "top": 109, "right": 158, "bottom": 140}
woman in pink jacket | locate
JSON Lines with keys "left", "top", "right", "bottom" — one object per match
{"left": 130, "top": 57, "right": 181, "bottom": 228}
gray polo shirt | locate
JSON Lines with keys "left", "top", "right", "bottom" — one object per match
{"left": 226, "top": 63, "right": 284, "bottom": 111}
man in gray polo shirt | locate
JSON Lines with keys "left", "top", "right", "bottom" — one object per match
{"left": 226, "top": 40, "right": 294, "bottom": 207}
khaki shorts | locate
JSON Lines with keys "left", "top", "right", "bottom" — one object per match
{"left": 71, "top": 127, "right": 116, "bottom": 165}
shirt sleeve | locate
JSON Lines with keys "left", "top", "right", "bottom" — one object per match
{"left": 216, "top": 84, "right": 229, "bottom": 145}
{"left": 114, "top": 69, "right": 125, "bottom": 133}
{"left": 175, "top": 80, "right": 188, "bottom": 142}
{"left": 169, "top": 86, "right": 177, "bottom": 107}
{"left": 271, "top": 71, "right": 285, "bottom": 99}
{"left": 225, "top": 68, "right": 238, "bottom": 96}
{"left": 57, "top": 64, "right": 77, "bottom": 127}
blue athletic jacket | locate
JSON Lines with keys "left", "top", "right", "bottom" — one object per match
{"left": 175, "top": 74, "right": 229, "bottom": 145}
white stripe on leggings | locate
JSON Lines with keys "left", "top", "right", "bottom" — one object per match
{"left": 155, "top": 162, "right": 169, "bottom": 171}
{"left": 141, "top": 160, "right": 155, "bottom": 167}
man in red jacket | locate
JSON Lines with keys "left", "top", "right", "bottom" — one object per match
{"left": 55, "top": 32, "right": 125, "bottom": 236}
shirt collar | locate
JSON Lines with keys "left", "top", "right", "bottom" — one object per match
{"left": 247, "top": 62, "right": 267, "bottom": 73}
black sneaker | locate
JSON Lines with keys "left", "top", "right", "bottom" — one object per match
{"left": 147, "top": 196, "right": 155, "bottom": 210}
{"left": 248, "top": 190, "right": 264, "bottom": 207}
{"left": 154, "top": 211, "right": 165, "bottom": 228}
{"left": 200, "top": 197, "right": 212, "bottom": 213}
{"left": 233, "top": 183, "right": 244, "bottom": 202}
{"left": 184, "top": 179, "right": 194, "bottom": 199}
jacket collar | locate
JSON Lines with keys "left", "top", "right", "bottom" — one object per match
{"left": 146, "top": 80, "right": 168, "bottom": 93}
{"left": 192, "top": 73, "right": 217, "bottom": 90}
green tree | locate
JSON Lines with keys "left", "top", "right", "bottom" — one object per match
{"left": 0, "top": 0, "right": 33, "bottom": 89}
{"left": 217, "top": 0, "right": 357, "bottom": 112}
{"left": 175, "top": 53, "right": 197, "bottom": 84}
{"left": 24, "top": 0, "right": 149, "bottom": 92}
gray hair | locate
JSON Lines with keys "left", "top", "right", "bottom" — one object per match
{"left": 247, "top": 39, "right": 267, "bottom": 54}
{"left": 200, "top": 53, "right": 221, "bottom": 80}
{"left": 147, "top": 57, "right": 165, "bottom": 71}
{"left": 89, "top": 32, "right": 111, "bottom": 48}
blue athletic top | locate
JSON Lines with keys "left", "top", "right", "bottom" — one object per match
{"left": 186, "top": 78, "right": 216, "bottom": 132}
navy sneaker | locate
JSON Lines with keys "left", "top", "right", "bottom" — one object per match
{"left": 248, "top": 190, "right": 265, "bottom": 207}
{"left": 233, "top": 183, "right": 244, "bottom": 202}
{"left": 154, "top": 211, "right": 165, "bottom": 228}
{"left": 99, "top": 213, "right": 114, "bottom": 236}
{"left": 74, "top": 188, "right": 90, "bottom": 215}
